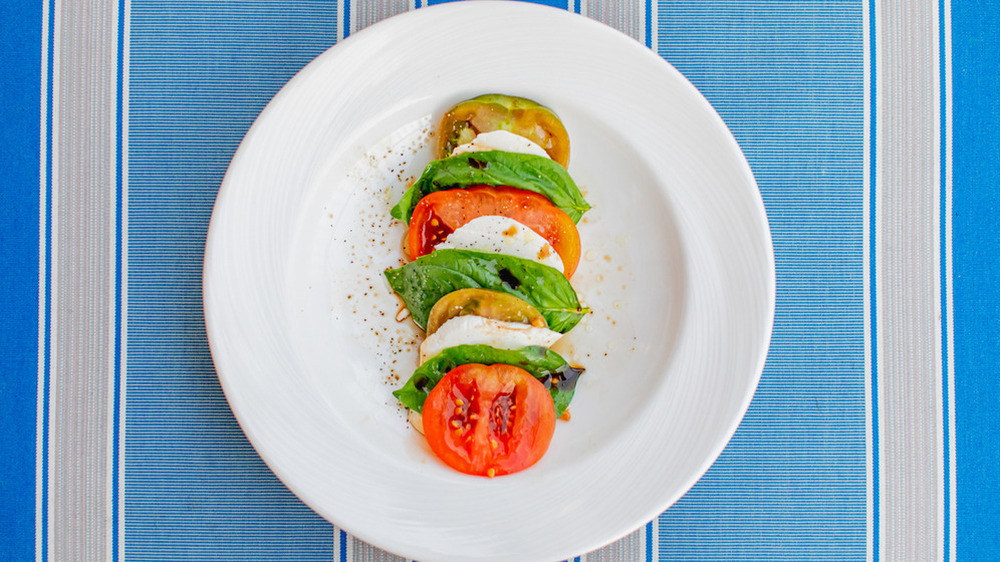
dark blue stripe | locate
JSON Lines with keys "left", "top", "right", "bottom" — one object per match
{"left": 867, "top": 0, "right": 879, "bottom": 558}
{"left": 113, "top": 0, "right": 128, "bottom": 558}
{"left": 952, "top": 0, "right": 1000, "bottom": 558}
{"left": 645, "top": 520, "right": 653, "bottom": 560}
{"left": 644, "top": 0, "right": 652, "bottom": 49}
{"left": 0, "top": 0, "right": 44, "bottom": 558}
{"left": 343, "top": 0, "right": 351, "bottom": 38}
{"left": 339, "top": 529, "right": 347, "bottom": 562}
{"left": 938, "top": 0, "right": 951, "bottom": 559}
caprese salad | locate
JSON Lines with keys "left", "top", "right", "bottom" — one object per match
{"left": 385, "top": 94, "right": 590, "bottom": 478}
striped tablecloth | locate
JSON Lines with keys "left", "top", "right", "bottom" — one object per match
{"left": 2, "top": 0, "right": 996, "bottom": 559}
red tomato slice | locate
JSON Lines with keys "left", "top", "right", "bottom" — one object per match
{"left": 407, "top": 185, "right": 582, "bottom": 277}
{"left": 421, "top": 363, "right": 556, "bottom": 477}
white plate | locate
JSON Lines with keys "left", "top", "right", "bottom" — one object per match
{"left": 203, "top": 2, "right": 774, "bottom": 561}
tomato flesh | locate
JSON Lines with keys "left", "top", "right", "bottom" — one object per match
{"left": 425, "top": 288, "right": 547, "bottom": 335}
{"left": 422, "top": 363, "right": 556, "bottom": 477}
{"left": 438, "top": 94, "right": 571, "bottom": 167}
{"left": 407, "top": 185, "right": 582, "bottom": 277}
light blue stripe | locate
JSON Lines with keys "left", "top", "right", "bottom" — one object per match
{"left": 124, "top": 1, "right": 337, "bottom": 559}
{"left": 655, "top": 0, "right": 868, "bottom": 558}
{"left": 117, "top": 0, "right": 876, "bottom": 559}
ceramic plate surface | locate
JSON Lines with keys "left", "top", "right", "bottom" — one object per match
{"left": 203, "top": 2, "right": 775, "bottom": 561}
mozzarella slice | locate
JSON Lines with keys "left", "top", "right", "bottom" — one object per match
{"left": 450, "top": 130, "right": 551, "bottom": 159}
{"left": 436, "top": 215, "right": 564, "bottom": 272}
{"left": 419, "top": 315, "right": 563, "bottom": 365}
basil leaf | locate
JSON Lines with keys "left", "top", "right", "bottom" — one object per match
{"left": 390, "top": 151, "right": 591, "bottom": 223}
{"left": 383, "top": 249, "right": 587, "bottom": 333}
{"left": 392, "top": 344, "right": 585, "bottom": 416}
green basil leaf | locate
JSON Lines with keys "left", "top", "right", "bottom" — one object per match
{"left": 389, "top": 151, "right": 591, "bottom": 223}
{"left": 392, "top": 344, "right": 584, "bottom": 416}
{"left": 383, "top": 249, "right": 587, "bottom": 333}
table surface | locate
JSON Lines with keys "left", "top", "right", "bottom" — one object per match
{"left": 2, "top": 0, "right": 997, "bottom": 560}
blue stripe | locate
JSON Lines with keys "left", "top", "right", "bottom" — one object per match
{"left": 0, "top": 0, "right": 44, "bottom": 558}
{"left": 124, "top": 2, "right": 338, "bottom": 559}
{"left": 645, "top": 520, "right": 653, "bottom": 560}
{"left": 644, "top": 0, "right": 651, "bottom": 49}
{"left": 343, "top": 0, "right": 351, "bottom": 37}
{"left": 113, "top": 0, "right": 127, "bottom": 558}
{"left": 654, "top": 0, "right": 868, "bottom": 557}
{"left": 867, "top": 0, "right": 879, "bottom": 557}
{"left": 339, "top": 529, "right": 348, "bottom": 562}
{"left": 951, "top": 0, "right": 1000, "bottom": 558}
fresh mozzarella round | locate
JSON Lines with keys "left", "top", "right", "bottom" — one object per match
{"left": 419, "top": 315, "right": 563, "bottom": 364}
{"left": 435, "top": 215, "right": 565, "bottom": 271}
{"left": 407, "top": 409, "right": 425, "bottom": 435}
{"left": 450, "top": 130, "right": 551, "bottom": 159}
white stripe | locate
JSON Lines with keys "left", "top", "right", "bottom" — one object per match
{"left": 36, "top": 0, "right": 52, "bottom": 559}
{"left": 348, "top": 0, "right": 356, "bottom": 36}
{"left": 649, "top": 519, "right": 659, "bottom": 561}
{"left": 931, "top": 0, "right": 947, "bottom": 552}
{"left": 941, "top": 0, "right": 956, "bottom": 558}
{"left": 44, "top": 0, "right": 64, "bottom": 558}
{"left": 640, "top": 0, "right": 647, "bottom": 49}
{"left": 333, "top": 528, "right": 341, "bottom": 562}
{"left": 106, "top": 0, "right": 122, "bottom": 556}
{"left": 46, "top": 0, "right": 120, "bottom": 556}
{"left": 336, "top": 0, "right": 346, "bottom": 42}
{"left": 875, "top": 0, "right": 948, "bottom": 557}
